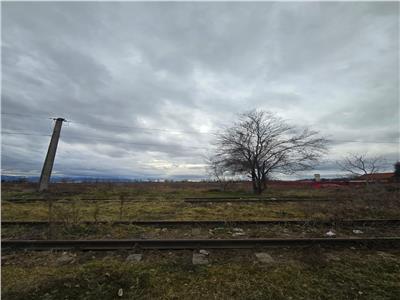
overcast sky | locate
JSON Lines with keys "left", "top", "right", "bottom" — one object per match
{"left": 1, "top": 2, "right": 399, "bottom": 180}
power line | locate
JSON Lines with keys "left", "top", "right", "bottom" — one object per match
{"left": 60, "top": 135, "right": 210, "bottom": 150}
{"left": 4, "top": 130, "right": 399, "bottom": 146}
{"left": 328, "top": 139, "right": 399, "bottom": 144}
{"left": 2, "top": 131, "right": 51, "bottom": 137}
{"left": 2, "top": 116, "right": 400, "bottom": 145}
{"left": 1, "top": 113, "right": 212, "bottom": 135}
{"left": 1, "top": 112, "right": 54, "bottom": 119}
{"left": 3, "top": 114, "right": 399, "bottom": 143}
{"left": 68, "top": 120, "right": 212, "bottom": 136}
{"left": 1, "top": 131, "right": 209, "bottom": 150}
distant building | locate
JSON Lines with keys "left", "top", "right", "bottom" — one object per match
{"left": 357, "top": 173, "right": 395, "bottom": 182}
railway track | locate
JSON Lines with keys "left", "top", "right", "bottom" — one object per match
{"left": 184, "top": 198, "right": 336, "bottom": 203}
{"left": 2, "top": 219, "right": 400, "bottom": 227}
{"left": 184, "top": 196, "right": 328, "bottom": 200}
{"left": 3, "top": 237, "right": 400, "bottom": 251}
{"left": 1, "top": 198, "right": 174, "bottom": 203}
{"left": 2, "top": 196, "right": 339, "bottom": 203}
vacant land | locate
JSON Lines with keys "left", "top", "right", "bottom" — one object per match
{"left": 2, "top": 181, "right": 400, "bottom": 299}
{"left": 2, "top": 182, "right": 399, "bottom": 223}
{"left": 3, "top": 248, "right": 400, "bottom": 300}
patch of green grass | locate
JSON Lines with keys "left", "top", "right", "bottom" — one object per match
{"left": 2, "top": 251, "right": 400, "bottom": 300}
{"left": 2, "top": 200, "right": 305, "bottom": 222}
{"left": 2, "top": 202, "right": 50, "bottom": 221}
{"left": 3, "top": 197, "right": 399, "bottom": 222}
{"left": 2, "top": 260, "right": 154, "bottom": 300}
{"left": 2, "top": 184, "right": 399, "bottom": 222}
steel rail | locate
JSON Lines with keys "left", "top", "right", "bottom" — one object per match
{"left": 4, "top": 196, "right": 319, "bottom": 201}
{"left": 184, "top": 196, "right": 328, "bottom": 200}
{"left": 184, "top": 199, "right": 337, "bottom": 203}
{"left": 2, "top": 219, "right": 400, "bottom": 226}
{"left": 3, "top": 237, "right": 400, "bottom": 251}
{"left": 2, "top": 198, "right": 176, "bottom": 203}
{"left": 2, "top": 196, "right": 337, "bottom": 203}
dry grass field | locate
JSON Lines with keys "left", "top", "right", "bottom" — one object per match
{"left": 2, "top": 181, "right": 400, "bottom": 299}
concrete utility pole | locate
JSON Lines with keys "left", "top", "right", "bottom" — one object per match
{"left": 314, "top": 174, "right": 321, "bottom": 182}
{"left": 38, "top": 118, "right": 65, "bottom": 192}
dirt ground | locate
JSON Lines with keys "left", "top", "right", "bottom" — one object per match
{"left": 2, "top": 182, "right": 400, "bottom": 299}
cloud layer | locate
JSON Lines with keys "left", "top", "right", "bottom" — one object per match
{"left": 2, "top": 2, "right": 399, "bottom": 179}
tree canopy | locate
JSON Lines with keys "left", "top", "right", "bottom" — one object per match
{"left": 210, "top": 110, "right": 327, "bottom": 194}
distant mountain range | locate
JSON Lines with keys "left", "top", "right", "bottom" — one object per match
{"left": 1, "top": 175, "right": 151, "bottom": 183}
{"left": 2, "top": 175, "right": 350, "bottom": 183}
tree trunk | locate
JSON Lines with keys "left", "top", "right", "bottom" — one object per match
{"left": 255, "top": 178, "right": 263, "bottom": 194}
{"left": 251, "top": 170, "right": 257, "bottom": 193}
{"left": 262, "top": 173, "right": 267, "bottom": 189}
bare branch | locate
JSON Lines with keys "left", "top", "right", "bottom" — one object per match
{"left": 209, "top": 109, "right": 328, "bottom": 194}
{"left": 337, "top": 153, "right": 386, "bottom": 179}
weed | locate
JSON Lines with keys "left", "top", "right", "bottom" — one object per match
{"left": 92, "top": 201, "right": 100, "bottom": 223}
{"left": 2, "top": 251, "right": 400, "bottom": 300}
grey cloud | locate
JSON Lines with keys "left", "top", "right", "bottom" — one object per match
{"left": 1, "top": 2, "right": 398, "bottom": 179}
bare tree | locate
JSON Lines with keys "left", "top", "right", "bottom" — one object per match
{"left": 211, "top": 110, "right": 327, "bottom": 194}
{"left": 337, "top": 153, "right": 385, "bottom": 181}
{"left": 206, "top": 156, "right": 236, "bottom": 191}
